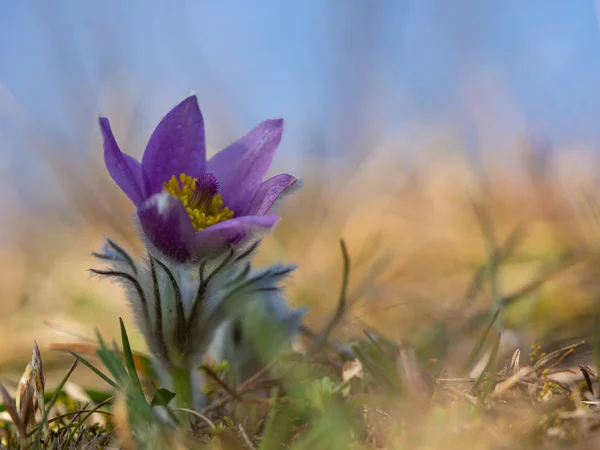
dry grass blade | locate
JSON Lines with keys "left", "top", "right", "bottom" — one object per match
{"left": 491, "top": 367, "right": 535, "bottom": 399}
{"left": 510, "top": 348, "right": 521, "bottom": 375}
{"left": 171, "top": 408, "right": 216, "bottom": 429}
{"left": 533, "top": 341, "right": 586, "bottom": 371}
{"left": 579, "top": 364, "right": 597, "bottom": 397}
{"left": 0, "top": 382, "right": 27, "bottom": 440}
{"left": 200, "top": 364, "right": 244, "bottom": 402}
{"left": 396, "top": 339, "right": 428, "bottom": 396}
{"left": 238, "top": 423, "right": 257, "bottom": 450}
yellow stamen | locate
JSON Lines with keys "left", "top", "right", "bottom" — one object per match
{"left": 163, "top": 173, "right": 234, "bottom": 231}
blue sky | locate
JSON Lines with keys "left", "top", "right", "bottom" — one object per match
{"left": 2, "top": 0, "right": 600, "bottom": 205}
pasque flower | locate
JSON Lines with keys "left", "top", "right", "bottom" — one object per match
{"left": 92, "top": 238, "right": 296, "bottom": 409}
{"left": 209, "top": 291, "right": 308, "bottom": 384}
{"left": 100, "top": 95, "right": 299, "bottom": 263}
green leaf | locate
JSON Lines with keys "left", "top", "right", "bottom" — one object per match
{"left": 95, "top": 329, "right": 128, "bottom": 386}
{"left": 150, "top": 388, "right": 176, "bottom": 408}
{"left": 259, "top": 388, "right": 284, "bottom": 450}
{"left": 289, "top": 401, "right": 354, "bottom": 450}
{"left": 119, "top": 317, "right": 145, "bottom": 396}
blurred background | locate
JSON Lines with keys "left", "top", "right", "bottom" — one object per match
{"left": 2, "top": 0, "right": 600, "bottom": 379}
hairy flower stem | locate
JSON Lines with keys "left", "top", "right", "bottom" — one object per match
{"left": 172, "top": 368, "right": 193, "bottom": 412}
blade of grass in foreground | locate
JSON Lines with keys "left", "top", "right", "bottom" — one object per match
{"left": 67, "top": 351, "right": 120, "bottom": 391}
{"left": 463, "top": 308, "right": 501, "bottom": 375}
{"left": 34, "top": 358, "right": 79, "bottom": 450}
{"left": 66, "top": 395, "right": 114, "bottom": 444}
{"left": 461, "top": 223, "right": 525, "bottom": 309}
{"left": 314, "top": 239, "right": 350, "bottom": 350}
{"left": 469, "top": 332, "right": 501, "bottom": 396}
{"left": 352, "top": 333, "right": 403, "bottom": 395}
{"left": 258, "top": 388, "right": 281, "bottom": 450}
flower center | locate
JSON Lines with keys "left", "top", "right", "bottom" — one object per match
{"left": 163, "top": 173, "right": 234, "bottom": 231}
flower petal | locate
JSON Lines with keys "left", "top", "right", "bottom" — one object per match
{"left": 99, "top": 117, "right": 146, "bottom": 206}
{"left": 245, "top": 174, "right": 299, "bottom": 216}
{"left": 193, "top": 214, "right": 278, "bottom": 258}
{"left": 142, "top": 95, "right": 206, "bottom": 196}
{"left": 207, "top": 119, "right": 284, "bottom": 214}
{"left": 137, "top": 193, "right": 197, "bottom": 263}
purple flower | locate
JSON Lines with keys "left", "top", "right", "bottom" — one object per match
{"left": 99, "top": 95, "right": 299, "bottom": 263}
